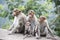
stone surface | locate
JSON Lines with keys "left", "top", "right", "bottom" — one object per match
{"left": 0, "top": 28, "right": 60, "bottom": 40}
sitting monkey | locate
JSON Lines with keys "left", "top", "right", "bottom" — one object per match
{"left": 26, "top": 10, "right": 38, "bottom": 36}
{"left": 35, "top": 16, "right": 56, "bottom": 40}
{"left": 9, "top": 8, "right": 26, "bottom": 34}
{"left": 24, "top": 21, "right": 32, "bottom": 36}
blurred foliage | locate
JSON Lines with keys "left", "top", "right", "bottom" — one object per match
{"left": 53, "top": 0, "right": 60, "bottom": 6}
{"left": 0, "top": 10, "right": 9, "bottom": 18}
{"left": 54, "top": 15, "right": 60, "bottom": 36}
{"left": 0, "top": 0, "right": 60, "bottom": 36}
{"left": 2, "top": 23, "right": 10, "bottom": 30}
{"left": 0, "top": 4, "right": 3, "bottom": 10}
{"left": 18, "top": 5, "right": 25, "bottom": 11}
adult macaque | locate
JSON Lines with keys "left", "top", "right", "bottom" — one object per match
{"left": 9, "top": 8, "right": 26, "bottom": 34}
{"left": 26, "top": 10, "right": 38, "bottom": 36}
{"left": 35, "top": 16, "right": 56, "bottom": 40}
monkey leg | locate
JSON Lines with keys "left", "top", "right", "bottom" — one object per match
{"left": 46, "top": 34, "right": 57, "bottom": 40}
{"left": 9, "top": 26, "right": 19, "bottom": 34}
{"left": 35, "top": 28, "right": 41, "bottom": 39}
{"left": 31, "top": 26, "right": 36, "bottom": 36}
{"left": 45, "top": 28, "right": 56, "bottom": 40}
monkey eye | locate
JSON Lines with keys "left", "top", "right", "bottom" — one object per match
{"left": 13, "top": 10, "right": 18, "bottom": 12}
{"left": 13, "top": 11, "right": 16, "bottom": 12}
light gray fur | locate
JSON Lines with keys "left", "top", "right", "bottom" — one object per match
{"left": 9, "top": 12, "right": 27, "bottom": 34}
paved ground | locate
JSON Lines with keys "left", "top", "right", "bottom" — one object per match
{"left": 0, "top": 29, "right": 60, "bottom": 40}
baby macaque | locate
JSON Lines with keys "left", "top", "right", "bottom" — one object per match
{"left": 35, "top": 16, "right": 56, "bottom": 40}
{"left": 25, "top": 21, "right": 31, "bottom": 35}
{"left": 9, "top": 8, "right": 26, "bottom": 34}
{"left": 26, "top": 10, "right": 38, "bottom": 36}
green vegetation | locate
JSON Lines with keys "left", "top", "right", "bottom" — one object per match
{"left": 2, "top": 23, "right": 10, "bottom": 30}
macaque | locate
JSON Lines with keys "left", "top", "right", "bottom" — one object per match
{"left": 9, "top": 8, "right": 26, "bottom": 34}
{"left": 35, "top": 16, "right": 56, "bottom": 40}
{"left": 26, "top": 10, "right": 38, "bottom": 36}
{"left": 24, "top": 21, "right": 31, "bottom": 35}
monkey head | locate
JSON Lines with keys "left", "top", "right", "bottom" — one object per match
{"left": 28, "top": 10, "right": 35, "bottom": 17}
{"left": 26, "top": 21, "right": 31, "bottom": 26}
{"left": 39, "top": 16, "right": 46, "bottom": 22}
{"left": 12, "top": 8, "right": 21, "bottom": 16}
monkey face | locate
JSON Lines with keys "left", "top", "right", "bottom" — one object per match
{"left": 12, "top": 9, "right": 21, "bottom": 16}
{"left": 39, "top": 16, "right": 46, "bottom": 22}
{"left": 39, "top": 17, "right": 44, "bottom": 22}
{"left": 29, "top": 13, "right": 34, "bottom": 17}
{"left": 26, "top": 22, "right": 30, "bottom": 26}
{"left": 31, "top": 13, "right": 34, "bottom": 16}
{"left": 13, "top": 11, "right": 19, "bottom": 16}
{"left": 29, "top": 15, "right": 33, "bottom": 21}
{"left": 28, "top": 10, "right": 35, "bottom": 17}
